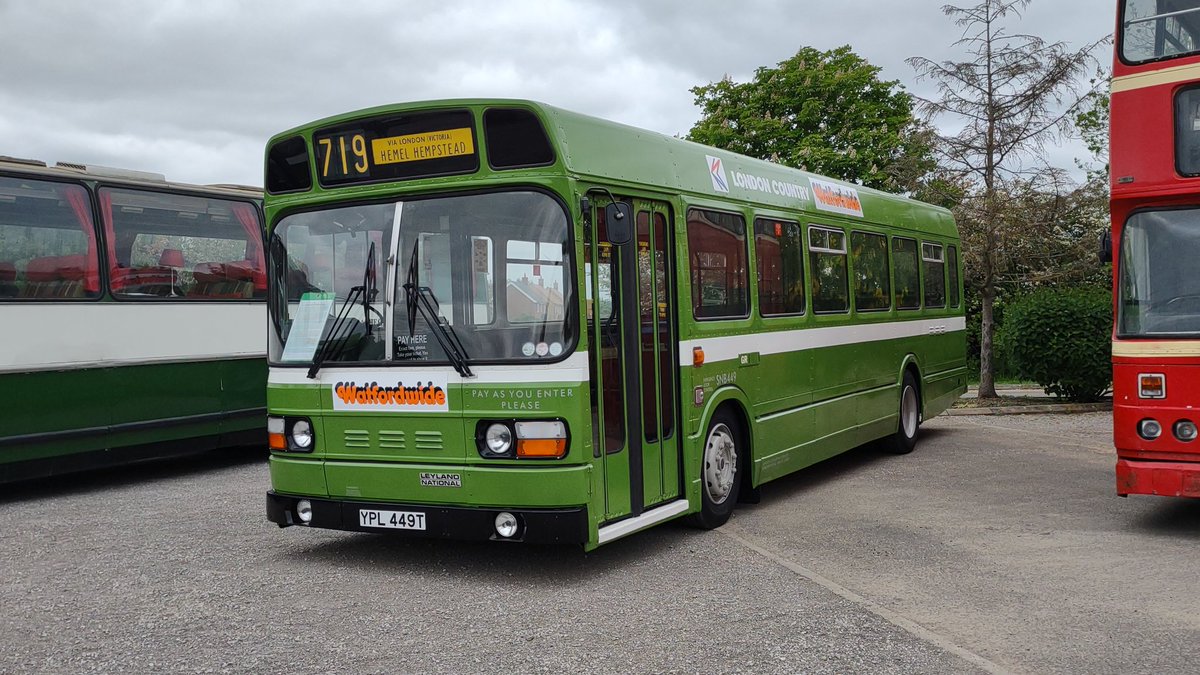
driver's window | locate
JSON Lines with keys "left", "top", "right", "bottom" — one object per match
{"left": 418, "top": 232, "right": 454, "bottom": 324}
{"left": 469, "top": 236, "right": 495, "bottom": 325}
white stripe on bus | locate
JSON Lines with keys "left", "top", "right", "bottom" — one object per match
{"left": 268, "top": 352, "right": 590, "bottom": 386}
{"left": 1112, "top": 340, "right": 1200, "bottom": 358}
{"left": 0, "top": 303, "right": 264, "bottom": 373}
{"left": 677, "top": 316, "right": 967, "bottom": 366}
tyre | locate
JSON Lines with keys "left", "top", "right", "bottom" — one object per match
{"left": 687, "top": 408, "right": 742, "bottom": 529}
{"left": 884, "top": 371, "right": 921, "bottom": 455}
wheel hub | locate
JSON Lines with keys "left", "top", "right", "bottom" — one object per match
{"left": 703, "top": 423, "right": 737, "bottom": 505}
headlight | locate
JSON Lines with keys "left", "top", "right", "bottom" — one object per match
{"left": 1175, "top": 420, "right": 1198, "bottom": 442}
{"left": 296, "top": 499, "right": 313, "bottom": 524}
{"left": 484, "top": 423, "right": 513, "bottom": 455}
{"left": 1139, "top": 419, "right": 1162, "bottom": 440}
{"left": 494, "top": 512, "right": 519, "bottom": 538}
{"left": 291, "top": 419, "right": 314, "bottom": 449}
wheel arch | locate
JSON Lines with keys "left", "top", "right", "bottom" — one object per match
{"left": 697, "top": 386, "right": 755, "bottom": 492}
{"left": 897, "top": 354, "right": 924, "bottom": 419}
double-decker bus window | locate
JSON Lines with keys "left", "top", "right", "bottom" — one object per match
{"left": 101, "top": 188, "right": 265, "bottom": 300}
{"left": 0, "top": 176, "right": 100, "bottom": 299}
{"left": 947, "top": 245, "right": 961, "bottom": 308}
{"left": 851, "top": 231, "right": 890, "bottom": 312}
{"left": 755, "top": 218, "right": 805, "bottom": 316}
{"left": 893, "top": 237, "right": 921, "bottom": 310}
{"left": 809, "top": 225, "right": 849, "bottom": 313}
{"left": 1176, "top": 86, "right": 1200, "bottom": 175}
{"left": 922, "top": 242, "right": 946, "bottom": 309}
{"left": 687, "top": 208, "right": 748, "bottom": 319}
{"left": 1119, "top": 208, "right": 1200, "bottom": 336}
{"left": 1122, "top": 0, "right": 1200, "bottom": 63}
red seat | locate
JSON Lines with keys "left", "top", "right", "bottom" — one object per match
{"left": 21, "top": 256, "right": 86, "bottom": 298}
{"left": 112, "top": 265, "right": 181, "bottom": 296}
{"left": 188, "top": 262, "right": 251, "bottom": 299}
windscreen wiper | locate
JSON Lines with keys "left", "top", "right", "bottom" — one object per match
{"left": 307, "top": 285, "right": 364, "bottom": 379}
{"left": 403, "top": 282, "right": 474, "bottom": 378}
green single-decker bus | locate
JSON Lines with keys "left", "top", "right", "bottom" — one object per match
{"left": 262, "top": 99, "right": 966, "bottom": 550}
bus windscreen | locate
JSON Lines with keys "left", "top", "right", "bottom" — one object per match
{"left": 1122, "top": 0, "right": 1200, "bottom": 63}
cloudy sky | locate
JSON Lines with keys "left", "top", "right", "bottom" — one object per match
{"left": 0, "top": 1, "right": 1112, "bottom": 188}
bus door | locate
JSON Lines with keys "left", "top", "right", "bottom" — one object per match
{"left": 587, "top": 197, "right": 680, "bottom": 523}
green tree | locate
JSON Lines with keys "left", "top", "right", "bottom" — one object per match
{"left": 907, "top": 0, "right": 1103, "bottom": 398}
{"left": 688, "top": 45, "right": 936, "bottom": 193}
{"left": 1075, "top": 82, "right": 1110, "bottom": 181}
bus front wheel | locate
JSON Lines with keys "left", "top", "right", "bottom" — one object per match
{"left": 884, "top": 371, "right": 921, "bottom": 455}
{"left": 688, "top": 408, "right": 742, "bottom": 529}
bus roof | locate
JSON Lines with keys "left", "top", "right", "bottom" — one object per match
{"left": 267, "top": 98, "right": 955, "bottom": 236}
{"left": 0, "top": 156, "right": 262, "bottom": 199}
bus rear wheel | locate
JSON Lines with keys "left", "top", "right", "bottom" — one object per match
{"left": 884, "top": 371, "right": 920, "bottom": 455}
{"left": 687, "top": 408, "right": 741, "bottom": 529}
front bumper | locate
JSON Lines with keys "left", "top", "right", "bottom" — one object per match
{"left": 1116, "top": 459, "right": 1200, "bottom": 498}
{"left": 266, "top": 491, "right": 588, "bottom": 543}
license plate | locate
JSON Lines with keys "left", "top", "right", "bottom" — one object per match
{"left": 358, "top": 509, "right": 426, "bottom": 530}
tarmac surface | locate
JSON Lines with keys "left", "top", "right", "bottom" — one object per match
{"left": 2, "top": 409, "right": 1196, "bottom": 674}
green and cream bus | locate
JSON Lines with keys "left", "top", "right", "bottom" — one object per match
{"left": 0, "top": 157, "right": 267, "bottom": 483}
{"left": 263, "top": 100, "right": 966, "bottom": 550}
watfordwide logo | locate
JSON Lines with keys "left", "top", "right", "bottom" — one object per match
{"left": 331, "top": 377, "right": 449, "bottom": 412}
{"left": 809, "top": 177, "right": 864, "bottom": 217}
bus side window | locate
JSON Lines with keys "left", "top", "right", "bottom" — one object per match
{"left": 687, "top": 208, "right": 748, "bottom": 320}
{"left": 0, "top": 176, "right": 101, "bottom": 300}
{"left": 850, "top": 230, "right": 890, "bottom": 312}
{"left": 808, "top": 225, "right": 849, "bottom": 313}
{"left": 922, "top": 242, "right": 946, "bottom": 309}
{"left": 947, "top": 245, "right": 961, "bottom": 308}
{"left": 755, "top": 218, "right": 805, "bottom": 316}
{"left": 893, "top": 236, "right": 921, "bottom": 310}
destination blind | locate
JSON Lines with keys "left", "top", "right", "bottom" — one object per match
{"left": 313, "top": 109, "right": 479, "bottom": 187}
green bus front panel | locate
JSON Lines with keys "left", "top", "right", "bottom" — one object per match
{"left": 268, "top": 379, "right": 596, "bottom": 512}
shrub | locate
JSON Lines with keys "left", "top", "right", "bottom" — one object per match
{"left": 1000, "top": 287, "right": 1112, "bottom": 402}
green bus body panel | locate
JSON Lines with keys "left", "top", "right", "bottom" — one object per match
{"left": 263, "top": 98, "right": 966, "bottom": 548}
{"left": 1, "top": 359, "right": 265, "bottom": 469}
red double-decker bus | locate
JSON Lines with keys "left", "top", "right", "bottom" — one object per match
{"left": 1109, "top": 0, "right": 1200, "bottom": 498}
